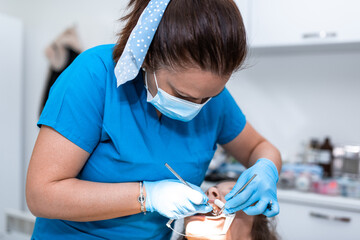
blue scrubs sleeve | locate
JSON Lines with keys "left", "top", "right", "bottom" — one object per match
{"left": 217, "top": 88, "right": 246, "bottom": 145}
{"left": 38, "top": 50, "right": 106, "bottom": 154}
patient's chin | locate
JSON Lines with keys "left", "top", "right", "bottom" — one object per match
{"left": 184, "top": 216, "right": 227, "bottom": 240}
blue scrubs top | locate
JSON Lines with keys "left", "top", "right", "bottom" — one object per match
{"left": 33, "top": 44, "right": 246, "bottom": 240}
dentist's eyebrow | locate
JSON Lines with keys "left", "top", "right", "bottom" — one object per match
{"left": 175, "top": 87, "right": 221, "bottom": 100}
{"left": 174, "top": 88, "right": 199, "bottom": 100}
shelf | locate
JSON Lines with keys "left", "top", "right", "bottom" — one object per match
{"left": 278, "top": 189, "right": 360, "bottom": 212}
{"left": 247, "top": 41, "right": 360, "bottom": 56}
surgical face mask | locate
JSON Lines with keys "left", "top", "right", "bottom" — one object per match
{"left": 166, "top": 213, "right": 236, "bottom": 237}
{"left": 145, "top": 71, "right": 211, "bottom": 122}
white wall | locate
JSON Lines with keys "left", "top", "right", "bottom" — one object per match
{"left": 0, "top": 0, "right": 128, "bottom": 213}
{"left": 0, "top": 13, "right": 23, "bottom": 234}
{"left": 0, "top": 0, "right": 360, "bottom": 216}
{"left": 228, "top": 49, "right": 360, "bottom": 161}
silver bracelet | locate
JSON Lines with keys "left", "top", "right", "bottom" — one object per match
{"left": 138, "top": 182, "right": 146, "bottom": 214}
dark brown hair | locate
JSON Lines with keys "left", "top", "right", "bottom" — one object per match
{"left": 252, "top": 215, "right": 279, "bottom": 240}
{"left": 113, "top": 0, "right": 247, "bottom": 76}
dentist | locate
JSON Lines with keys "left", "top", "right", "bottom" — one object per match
{"left": 26, "top": 0, "right": 282, "bottom": 239}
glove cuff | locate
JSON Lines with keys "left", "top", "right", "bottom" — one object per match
{"left": 256, "top": 158, "right": 279, "bottom": 183}
{"left": 143, "top": 181, "right": 155, "bottom": 212}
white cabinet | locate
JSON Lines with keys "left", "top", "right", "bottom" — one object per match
{"left": 277, "top": 202, "right": 360, "bottom": 240}
{"left": 249, "top": 0, "right": 360, "bottom": 48}
{"left": 277, "top": 190, "right": 360, "bottom": 240}
{"left": 0, "top": 13, "right": 23, "bottom": 234}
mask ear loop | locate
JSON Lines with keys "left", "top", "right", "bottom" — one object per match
{"left": 153, "top": 71, "right": 159, "bottom": 89}
{"left": 166, "top": 213, "right": 236, "bottom": 238}
{"left": 144, "top": 70, "right": 159, "bottom": 97}
{"left": 144, "top": 71, "right": 149, "bottom": 90}
{"left": 144, "top": 70, "right": 158, "bottom": 89}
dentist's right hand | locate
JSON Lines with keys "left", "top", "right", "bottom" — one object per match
{"left": 143, "top": 179, "right": 213, "bottom": 219}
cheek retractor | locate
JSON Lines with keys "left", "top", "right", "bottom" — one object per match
{"left": 215, "top": 174, "right": 258, "bottom": 216}
{"left": 214, "top": 199, "right": 225, "bottom": 215}
{"left": 214, "top": 199, "right": 225, "bottom": 209}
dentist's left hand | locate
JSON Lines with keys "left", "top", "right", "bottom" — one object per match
{"left": 144, "top": 179, "right": 213, "bottom": 219}
{"left": 224, "top": 158, "right": 280, "bottom": 217}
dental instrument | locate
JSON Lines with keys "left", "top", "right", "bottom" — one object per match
{"left": 165, "top": 163, "right": 193, "bottom": 189}
{"left": 216, "top": 174, "right": 257, "bottom": 215}
{"left": 164, "top": 163, "right": 215, "bottom": 227}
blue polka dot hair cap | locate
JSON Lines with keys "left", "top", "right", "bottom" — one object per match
{"left": 115, "top": 0, "right": 171, "bottom": 87}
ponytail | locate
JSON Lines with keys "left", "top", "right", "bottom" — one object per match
{"left": 113, "top": 0, "right": 150, "bottom": 62}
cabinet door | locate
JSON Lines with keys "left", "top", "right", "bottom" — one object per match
{"left": 250, "top": 0, "right": 360, "bottom": 47}
{"left": 277, "top": 201, "right": 360, "bottom": 240}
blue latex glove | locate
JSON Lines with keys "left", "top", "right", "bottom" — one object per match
{"left": 144, "top": 179, "right": 213, "bottom": 219}
{"left": 224, "top": 158, "right": 280, "bottom": 217}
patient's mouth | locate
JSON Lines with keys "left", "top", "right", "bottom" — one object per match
{"left": 208, "top": 199, "right": 221, "bottom": 215}
{"left": 193, "top": 200, "right": 222, "bottom": 217}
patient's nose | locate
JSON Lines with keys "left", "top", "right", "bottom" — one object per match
{"left": 207, "top": 186, "right": 220, "bottom": 200}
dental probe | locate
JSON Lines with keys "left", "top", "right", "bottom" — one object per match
{"left": 164, "top": 163, "right": 213, "bottom": 209}
{"left": 164, "top": 163, "right": 214, "bottom": 227}
{"left": 216, "top": 174, "right": 257, "bottom": 215}
{"left": 165, "top": 163, "right": 193, "bottom": 189}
